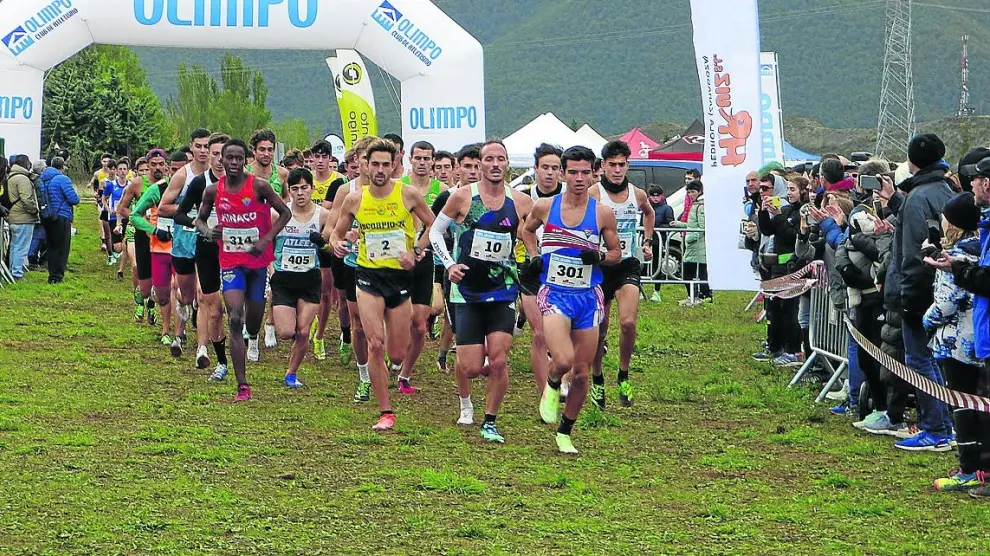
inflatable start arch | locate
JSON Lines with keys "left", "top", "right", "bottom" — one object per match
{"left": 0, "top": 0, "right": 486, "bottom": 160}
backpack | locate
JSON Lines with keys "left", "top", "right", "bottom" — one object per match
{"left": 38, "top": 173, "right": 57, "bottom": 221}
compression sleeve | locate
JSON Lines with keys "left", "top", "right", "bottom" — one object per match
{"left": 430, "top": 212, "right": 457, "bottom": 269}
{"left": 130, "top": 185, "right": 162, "bottom": 234}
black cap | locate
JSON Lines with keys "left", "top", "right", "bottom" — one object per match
{"left": 907, "top": 133, "right": 945, "bottom": 169}
{"left": 942, "top": 191, "right": 981, "bottom": 233}
{"left": 647, "top": 184, "right": 663, "bottom": 196}
{"left": 959, "top": 155, "right": 990, "bottom": 179}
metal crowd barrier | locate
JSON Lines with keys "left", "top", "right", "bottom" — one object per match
{"left": 786, "top": 281, "right": 850, "bottom": 402}
{"left": 0, "top": 216, "right": 14, "bottom": 286}
{"left": 632, "top": 225, "right": 710, "bottom": 300}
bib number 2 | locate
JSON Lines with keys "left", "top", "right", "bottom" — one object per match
{"left": 365, "top": 230, "right": 405, "bottom": 261}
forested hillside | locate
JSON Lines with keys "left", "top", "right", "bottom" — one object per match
{"left": 133, "top": 0, "right": 990, "bottom": 139}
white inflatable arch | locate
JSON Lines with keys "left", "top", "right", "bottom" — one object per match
{"left": 0, "top": 0, "right": 486, "bottom": 160}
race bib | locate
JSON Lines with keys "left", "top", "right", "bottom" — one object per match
{"left": 547, "top": 253, "right": 592, "bottom": 288}
{"left": 618, "top": 232, "right": 635, "bottom": 259}
{"left": 365, "top": 230, "right": 406, "bottom": 261}
{"left": 281, "top": 247, "right": 316, "bottom": 272}
{"left": 469, "top": 229, "right": 512, "bottom": 263}
{"left": 223, "top": 227, "right": 260, "bottom": 253}
{"left": 156, "top": 217, "right": 174, "bottom": 234}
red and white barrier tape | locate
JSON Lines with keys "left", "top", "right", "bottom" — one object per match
{"left": 844, "top": 315, "right": 990, "bottom": 413}
{"left": 760, "top": 261, "right": 827, "bottom": 299}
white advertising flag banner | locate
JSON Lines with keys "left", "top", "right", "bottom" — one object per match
{"left": 690, "top": 0, "right": 762, "bottom": 291}
{"left": 760, "top": 51, "right": 785, "bottom": 165}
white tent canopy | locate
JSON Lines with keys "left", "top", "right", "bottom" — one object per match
{"left": 575, "top": 123, "right": 608, "bottom": 154}
{"left": 504, "top": 112, "right": 584, "bottom": 168}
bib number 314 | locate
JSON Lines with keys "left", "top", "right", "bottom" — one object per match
{"left": 223, "top": 227, "right": 260, "bottom": 253}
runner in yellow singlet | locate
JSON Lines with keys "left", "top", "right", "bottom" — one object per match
{"left": 328, "top": 139, "right": 435, "bottom": 432}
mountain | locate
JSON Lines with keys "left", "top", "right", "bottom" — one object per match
{"left": 132, "top": 0, "right": 990, "bottom": 141}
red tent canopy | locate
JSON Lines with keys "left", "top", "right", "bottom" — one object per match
{"left": 619, "top": 128, "right": 660, "bottom": 159}
{"left": 648, "top": 120, "right": 704, "bottom": 162}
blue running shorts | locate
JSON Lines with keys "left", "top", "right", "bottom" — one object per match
{"left": 221, "top": 266, "right": 268, "bottom": 302}
{"left": 536, "top": 285, "right": 604, "bottom": 330}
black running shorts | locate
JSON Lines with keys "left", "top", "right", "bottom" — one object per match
{"left": 133, "top": 230, "right": 153, "bottom": 281}
{"left": 173, "top": 255, "right": 196, "bottom": 276}
{"left": 355, "top": 267, "right": 411, "bottom": 310}
{"left": 600, "top": 257, "right": 642, "bottom": 303}
{"left": 271, "top": 269, "right": 322, "bottom": 307}
{"left": 195, "top": 239, "right": 221, "bottom": 295}
{"left": 411, "top": 255, "right": 434, "bottom": 306}
{"left": 454, "top": 301, "right": 516, "bottom": 346}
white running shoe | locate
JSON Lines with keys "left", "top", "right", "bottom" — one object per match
{"left": 242, "top": 324, "right": 249, "bottom": 340}
{"left": 195, "top": 345, "right": 210, "bottom": 369}
{"left": 208, "top": 363, "right": 228, "bottom": 382}
{"left": 457, "top": 405, "right": 474, "bottom": 425}
{"left": 264, "top": 324, "right": 277, "bottom": 349}
{"left": 247, "top": 339, "right": 260, "bottom": 362}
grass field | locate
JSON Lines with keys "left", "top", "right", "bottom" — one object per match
{"left": 2, "top": 205, "right": 989, "bottom": 554}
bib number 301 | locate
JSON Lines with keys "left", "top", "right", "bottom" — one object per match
{"left": 547, "top": 253, "right": 592, "bottom": 288}
{"left": 223, "top": 227, "right": 260, "bottom": 253}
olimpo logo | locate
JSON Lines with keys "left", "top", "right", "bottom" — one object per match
{"left": 135, "top": 0, "right": 318, "bottom": 28}
{"left": 341, "top": 62, "right": 363, "bottom": 86}
{"left": 2, "top": 0, "right": 79, "bottom": 57}
{"left": 371, "top": 1, "right": 442, "bottom": 67}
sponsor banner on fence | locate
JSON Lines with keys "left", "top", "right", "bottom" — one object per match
{"left": 326, "top": 51, "right": 379, "bottom": 150}
{"left": 689, "top": 0, "right": 762, "bottom": 290}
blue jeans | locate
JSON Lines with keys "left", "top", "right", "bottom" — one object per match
{"left": 847, "top": 333, "right": 862, "bottom": 407}
{"left": 8, "top": 223, "right": 36, "bottom": 278}
{"left": 901, "top": 315, "right": 952, "bottom": 435}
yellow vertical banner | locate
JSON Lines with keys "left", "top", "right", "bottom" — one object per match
{"left": 326, "top": 50, "right": 378, "bottom": 149}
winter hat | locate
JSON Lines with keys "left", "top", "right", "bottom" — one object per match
{"left": 820, "top": 158, "right": 845, "bottom": 185}
{"left": 958, "top": 149, "right": 990, "bottom": 192}
{"left": 826, "top": 176, "right": 856, "bottom": 192}
{"left": 907, "top": 133, "right": 945, "bottom": 170}
{"left": 757, "top": 161, "right": 784, "bottom": 178}
{"left": 942, "top": 191, "right": 981, "bottom": 232}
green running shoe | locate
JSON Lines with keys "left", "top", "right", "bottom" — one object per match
{"left": 147, "top": 303, "right": 158, "bottom": 327}
{"left": 539, "top": 384, "right": 560, "bottom": 424}
{"left": 555, "top": 433, "right": 578, "bottom": 454}
{"left": 480, "top": 422, "right": 505, "bottom": 443}
{"left": 618, "top": 380, "right": 634, "bottom": 407}
{"left": 353, "top": 381, "right": 371, "bottom": 403}
{"left": 160, "top": 334, "right": 173, "bottom": 346}
{"left": 134, "top": 302, "right": 145, "bottom": 322}
{"left": 340, "top": 335, "right": 353, "bottom": 365}
{"left": 935, "top": 471, "right": 986, "bottom": 492}
{"left": 313, "top": 336, "right": 326, "bottom": 361}
{"left": 590, "top": 382, "right": 606, "bottom": 411}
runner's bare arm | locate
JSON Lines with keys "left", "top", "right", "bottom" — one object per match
{"left": 405, "top": 186, "right": 436, "bottom": 232}
{"left": 636, "top": 187, "right": 655, "bottom": 259}
{"left": 597, "top": 205, "right": 622, "bottom": 266}
{"left": 329, "top": 191, "right": 360, "bottom": 249}
{"left": 257, "top": 182, "right": 292, "bottom": 247}
{"left": 323, "top": 184, "right": 350, "bottom": 240}
{"left": 522, "top": 198, "right": 550, "bottom": 259}
{"left": 116, "top": 176, "right": 143, "bottom": 220}
{"left": 193, "top": 184, "right": 218, "bottom": 240}
{"left": 157, "top": 167, "right": 188, "bottom": 218}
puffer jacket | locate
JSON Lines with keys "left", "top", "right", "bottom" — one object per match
{"left": 923, "top": 237, "right": 981, "bottom": 365}
{"left": 682, "top": 195, "right": 706, "bottom": 263}
{"left": 5, "top": 165, "right": 40, "bottom": 224}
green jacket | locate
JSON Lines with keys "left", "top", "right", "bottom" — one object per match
{"left": 682, "top": 195, "right": 706, "bottom": 263}
{"left": 6, "top": 166, "right": 40, "bottom": 225}
{"left": 130, "top": 180, "right": 165, "bottom": 234}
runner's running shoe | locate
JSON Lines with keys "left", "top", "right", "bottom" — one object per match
{"left": 619, "top": 380, "right": 634, "bottom": 407}
{"left": 590, "top": 383, "right": 606, "bottom": 411}
{"left": 457, "top": 405, "right": 474, "bottom": 426}
{"left": 233, "top": 384, "right": 252, "bottom": 402}
{"left": 160, "top": 334, "right": 173, "bottom": 346}
{"left": 313, "top": 336, "right": 326, "bottom": 361}
{"left": 353, "top": 381, "right": 371, "bottom": 403}
{"left": 339, "top": 334, "right": 352, "bottom": 366}
{"left": 195, "top": 345, "right": 211, "bottom": 370}
{"left": 208, "top": 363, "right": 228, "bottom": 382}
{"left": 555, "top": 433, "right": 578, "bottom": 454}
{"left": 265, "top": 324, "right": 277, "bottom": 349}
{"left": 372, "top": 413, "right": 396, "bottom": 431}
{"left": 135, "top": 303, "right": 145, "bottom": 323}
{"left": 284, "top": 374, "right": 304, "bottom": 389}
{"left": 170, "top": 335, "right": 183, "bottom": 358}
{"left": 247, "top": 339, "right": 260, "bottom": 362}
{"left": 540, "top": 385, "right": 560, "bottom": 424}
{"left": 481, "top": 422, "right": 505, "bottom": 443}
{"left": 397, "top": 377, "right": 418, "bottom": 394}
{"left": 147, "top": 303, "right": 158, "bottom": 326}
